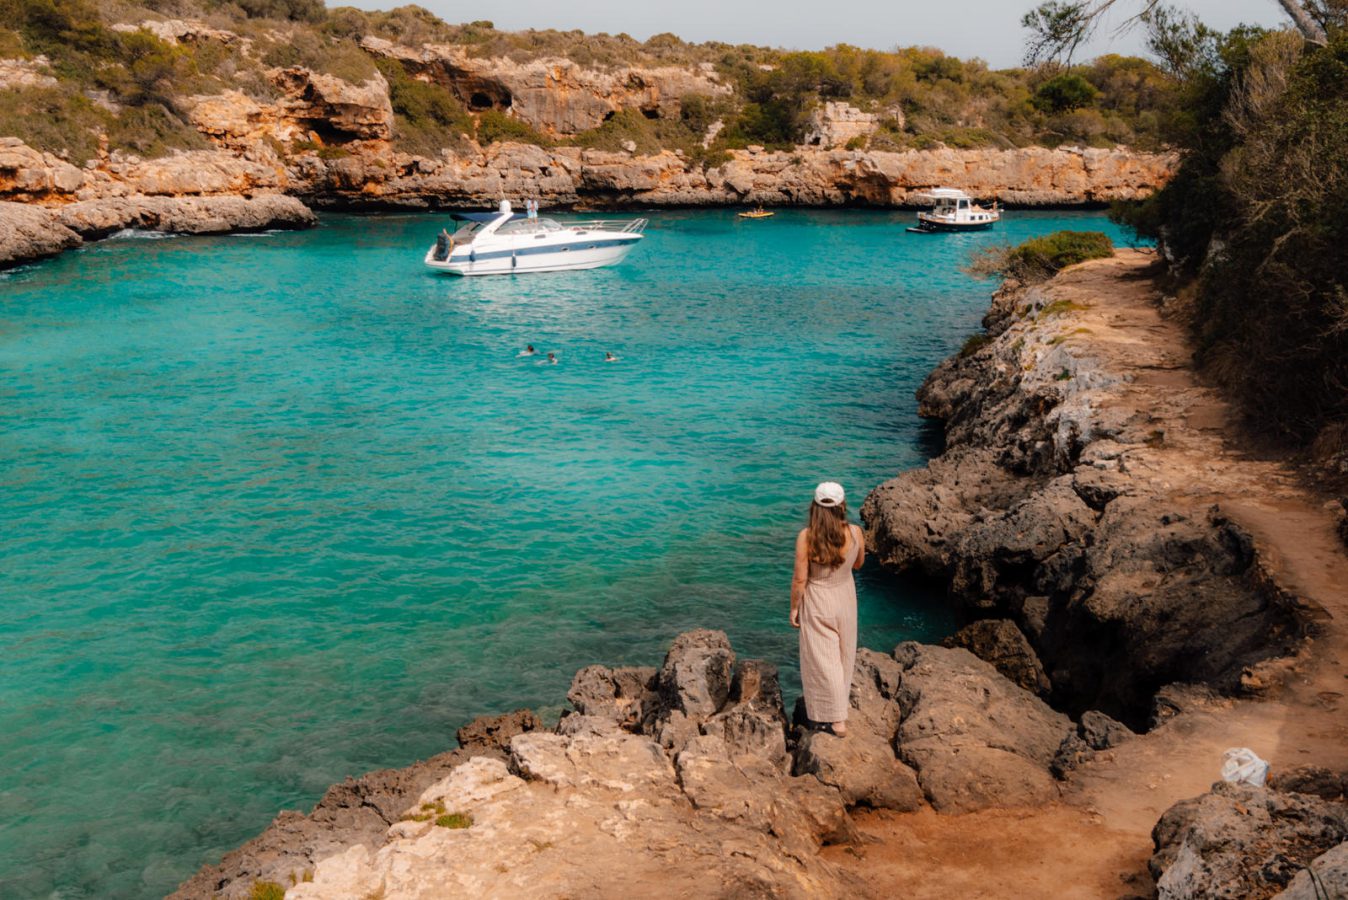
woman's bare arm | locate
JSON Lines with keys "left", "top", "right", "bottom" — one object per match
{"left": 790, "top": 530, "right": 809, "bottom": 627}
{"left": 852, "top": 524, "right": 866, "bottom": 570}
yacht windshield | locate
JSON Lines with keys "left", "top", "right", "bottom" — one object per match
{"left": 496, "top": 218, "right": 562, "bottom": 236}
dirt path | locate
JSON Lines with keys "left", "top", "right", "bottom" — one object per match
{"left": 827, "top": 250, "right": 1348, "bottom": 897}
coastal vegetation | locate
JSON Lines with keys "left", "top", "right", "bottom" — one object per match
{"left": 0, "top": 0, "right": 1179, "bottom": 165}
{"left": 1032, "top": 1, "right": 1348, "bottom": 457}
{"left": 965, "top": 230, "right": 1115, "bottom": 282}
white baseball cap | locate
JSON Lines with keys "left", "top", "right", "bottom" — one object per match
{"left": 814, "top": 482, "right": 845, "bottom": 507}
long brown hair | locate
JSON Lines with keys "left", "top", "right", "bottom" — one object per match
{"left": 806, "top": 501, "right": 849, "bottom": 567}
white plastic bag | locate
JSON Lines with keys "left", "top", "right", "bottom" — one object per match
{"left": 1221, "top": 747, "right": 1269, "bottom": 787}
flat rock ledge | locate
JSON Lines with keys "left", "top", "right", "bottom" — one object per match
{"left": 174, "top": 629, "right": 1083, "bottom": 899}
{"left": 0, "top": 194, "right": 315, "bottom": 269}
{"left": 861, "top": 252, "right": 1312, "bottom": 727}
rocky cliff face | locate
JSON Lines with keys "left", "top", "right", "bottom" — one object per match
{"left": 861, "top": 252, "right": 1313, "bottom": 727}
{"left": 360, "top": 37, "right": 732, "bottom": 136}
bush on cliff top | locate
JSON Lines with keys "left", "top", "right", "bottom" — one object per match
{"left": 965, "top": 231, "right": 1115, "bottom": 283}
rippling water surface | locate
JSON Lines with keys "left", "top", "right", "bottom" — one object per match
{"left": 0, "top": 208, "right": 1137, "bottom": 897}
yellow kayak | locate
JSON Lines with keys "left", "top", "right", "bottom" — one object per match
{"left": 738, "top": 209, "right": 775, "bottom": 219}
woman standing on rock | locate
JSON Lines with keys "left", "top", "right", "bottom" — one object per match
{"left": 790, "top": 481, "right": 863, "bottom": 737}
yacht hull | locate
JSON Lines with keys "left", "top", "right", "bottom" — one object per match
{"left": 424, "top": 236, "right": 641, "bottom": 276}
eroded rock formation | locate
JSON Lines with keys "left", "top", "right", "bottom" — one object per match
{"left": 175, "top": 629, "right": 1085, "bottom": 898}
{"left": 862, "top": 256, "right": 1309, "bottom": 726}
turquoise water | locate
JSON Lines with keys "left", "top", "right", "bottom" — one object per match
{"left": 0, "top": 208, "right": 1137, "bottom": 897}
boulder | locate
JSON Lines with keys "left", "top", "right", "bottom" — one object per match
{"left": 1276, "top": 841, "right": 1348, "bottom": 899}
{"left": 893, "top": 642, "right": 1072, "bottom": 812}
{"left": 1079, "top": 709, "right": 1134, "bottom": 750}
{"left": 698, "top": 659, "right": 790, "bottom": 770}
{"left": 1150, "top": 782, "right": 1348, "bottom": 899}
{"left": 564, "top": 663, "right": 658, "bottom": 731}
{"left": 0, "top": 137, "right": 85, "bottom": 200}
{"left": 168, "top": 744, "right": 491, "bottom": 899}
{"left": 0, "top": 202, "right": 81, "bottom": 268}
{"left": 271, "top": 67, "right": 394, "bottom": 142}
{"left": 1269, "top": 765, "right": 1346, "bottom": 802}
{"left": 455, "top": 708, "right": 541, "bottom": 753}
{"left": 648, "top": 629, "right": 735, "bottom": 752}
{"left": 944, "top": 619, "right": 1052, "bottom": 696}
{"left": 794, "top": 729, "right": 923, "bottom": 811}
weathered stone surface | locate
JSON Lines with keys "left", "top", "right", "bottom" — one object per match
{"left": 893, "top": 642, "right": 1071, "bottom": 812}
{"left": 795, "top": 729, "right": 924, "bottom": 811}
{"left": 944, "top": 619, "right": 1051, "bottom": 696}
{"left": 564, "top": 663, "right": 658, "bottom": 731}
{"left": 1079, "top": 709, "right": 1134, "bottom": 751}
{"left": 0, "top": 137, "right": 84, "bottom": 202}
{"left": 1276, "top": 841, "right": 1348, "bottom": 899}
{"left": 272, "top": 67, "right": 394, "bottom": 142}
{"left": 649, "top": 628, "right": 736, "bottom": 752}
{"left": 0, "top": 202, "right": 80, "bottom": 268}
{"left": 1270, "top": 765, "right": 1347, "bottom": 802}
{"left": 168, "top": 744, "right": 493, "bottom": 899}
{"left": 862, "top": 260, "right": 1305, "bottom": 725}
{"left": 509, "top": 730, "right": 676, "bottom": 794}
{"left": 360, "top": 37, "right": 732, "bottom": 136}
{"left": 456, "top": 708, "right": 541, "bottom": 753}
{"left": 698, "top": 658, "right": 790, "bottom": 770}
{"left": 1150, "top": 782, "right": 1348, "bottom": 900}
{"left": 803, "top": 101, "right": 885, "bottom": 149}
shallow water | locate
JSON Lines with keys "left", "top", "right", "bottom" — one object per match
{"left": 0, "top": 208, "right": 1139, "bottom": 897}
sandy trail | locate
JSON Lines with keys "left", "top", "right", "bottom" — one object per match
{"left": 827, "top": 251, "right": 1348, "bottom": 897}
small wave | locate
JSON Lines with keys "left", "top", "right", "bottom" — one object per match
{"left": 107, "top": 229, "right": 174, "bottom": 241}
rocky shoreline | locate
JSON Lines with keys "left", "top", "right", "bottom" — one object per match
{"left": 172, "top": 250, "right": 1348, "bottom": 899}
{"left": 0, "top": 114, "right": 1173, "bottom": 270}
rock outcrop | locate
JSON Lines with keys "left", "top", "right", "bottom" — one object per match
{"left": 862, "top": 255, "right": 1309, "bottom": 726}
{"left": 178, "top": 629, "right": 1092, "bottom": 899}
{"left": 359, "top": 37, "right": 732, "bottom": 136}
{"left": 1150, "top": 781, "right": 1348, "bottom": 900}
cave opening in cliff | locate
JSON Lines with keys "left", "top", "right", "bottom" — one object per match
{"left": 469, "top": 92, "right": 495, "bottom": 110}
{"left": 641, "top": 107, "right": 660, "bottom": 119}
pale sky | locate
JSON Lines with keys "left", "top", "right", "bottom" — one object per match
{"left": 347, "top": 0, "right": 1287, "bottom": 67}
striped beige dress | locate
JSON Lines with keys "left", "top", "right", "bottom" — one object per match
{"left": 799, "top": 524, "right": 860, "bottom": 723}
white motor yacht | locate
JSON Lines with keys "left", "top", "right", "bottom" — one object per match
{"left": 424, "top": 201, "right": 647, "bottom": 275}
{"left": 908, "top": 188, "right": 1001, "bottom": 233}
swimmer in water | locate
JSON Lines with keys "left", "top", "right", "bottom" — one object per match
{"left": 604, "top": 351, "right": 619, "bottom": 362}
{"left": 519, "top": 344, "right": 537, "bottom": 357}
{"left": 547, "top": 352, "right": 558, "bottom": 364}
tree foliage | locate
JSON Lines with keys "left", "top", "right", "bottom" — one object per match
{"left": 1106, "top": 8, "right": 1348, "bottom": 448}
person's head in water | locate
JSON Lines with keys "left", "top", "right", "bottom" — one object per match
{"left": 807, "top": 482, "right": 848, "bottom": 567}
{"left": 527, "top": 344, "right": 535, "bottom": 353}
{"left": 605, "top": 351, "right": 615, "bottom": 360}
{"left": 547, "top": 352, "right": 556, "bottom": 363}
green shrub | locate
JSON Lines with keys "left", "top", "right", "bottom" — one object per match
{"left": 1010, "top": 231, "right": 1113, "bottom": 277}
{"left": 1032, "top": 73, "right": 1100, "bottom": 113}
{"left": 475, "top": 109, "right": 550, "bottom": 146}
{"left": 0, "top": 85, "right": 107, "bottom": 163}
{"left": 248, "top": 882, "right": 286, "bottom": 900}
{"left": 435, "top": 811, "right": 472, "bottom": 829}
{"left": 966, "top": 231, "right": 1114, "bottom": 283}
{"left": 373, "top": 57, "right": 472, "bottom": 155}
{"left": 105, "top": 103, "right": 207, "bottom": 157}
{"left": 959, "top": 333, "right": 992, "bottom": 357}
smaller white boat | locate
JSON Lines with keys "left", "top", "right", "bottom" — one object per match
{"left": 908, "top": 188, "right": 1000, "bottom": 233}
{"left": 425, "top": 200, "right": 647, "bottom": 276}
